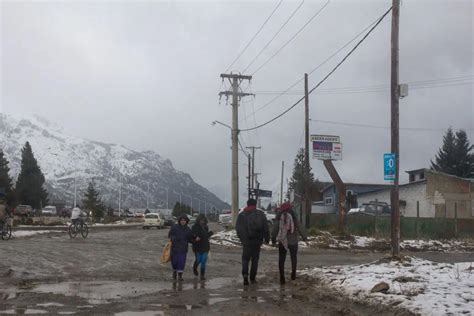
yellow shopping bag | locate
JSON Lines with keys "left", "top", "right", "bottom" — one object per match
{"left": 160, "top": 240, "right": 172, "bottom": 264}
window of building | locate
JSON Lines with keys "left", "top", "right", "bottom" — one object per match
{"left": 419, "top": 172, "right": 425, "bottom": 180}
{"left": 409, "top": 174, "right": 415, "bottom": 182}
{"left": 325, "top": 197, "right": 333, "bottom": 205}
{"left": 346, "top": 190, "right": 353, "bottom": 196}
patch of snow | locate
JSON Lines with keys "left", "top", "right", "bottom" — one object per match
{"left": 13, "top": 230, "right": 62, "bottom": 238}
{"left": 303, "top": 257, "right": 474, "bottom": 315}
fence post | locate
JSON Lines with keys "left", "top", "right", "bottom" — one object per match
{"left": 454, "top": 202, "right": 458, "bottom": 239}
{"left": 416, "top": 201, "right": 419, "bottom": 240}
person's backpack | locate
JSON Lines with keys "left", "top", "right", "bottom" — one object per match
{"left": 247, "top": 211, "right": 262, "bottom": 239}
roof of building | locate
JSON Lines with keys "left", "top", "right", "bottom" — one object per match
{"left": 321, "top": 183, "right": 391, "bottom": 193}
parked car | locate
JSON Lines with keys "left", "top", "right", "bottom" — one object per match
{"left": 41, "top": 206, "right": 57, "bottom": 216}
{"left": 348, "top": 202, "right": 391, "bottom": 216}
{"left": 14, "top": 205, "right": 34, "bottom": 217}
{"left": 162, "top": 215, "right": 174, "bottom": 227}
{"left": 142, "top": 213, "right": 164, "bottom": 229}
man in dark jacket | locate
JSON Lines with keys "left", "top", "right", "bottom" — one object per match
{"left": 168, "top": 214, "right": 193, "bottom": 281}
{"left": 235, "top": 198, "right": 269, "bottom": 285}
{"left": 191, "top": 214, "right": 213, "bottom": 280}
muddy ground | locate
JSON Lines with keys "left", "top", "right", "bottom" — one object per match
{"left": 0, "top": 225, "right": 472, "bottom": 315}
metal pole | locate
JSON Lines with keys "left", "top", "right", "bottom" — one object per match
{"left": 146, "top": 183, "right": 149, "bottom": 209}
{"left": 390, "top": 0, "right": 401, "bottom": 258}
{"left": 303, "top": 73, "right": 310, "bottom": 228}
{"left": 73, "top": 177, "right": 77, "bottom": 207}
{"left": 280, "top": 161, "right": 284, "bottom": 205}
{"left": 248, "top": 154, "right": 252, "bottom": 199}
{"left": 118, "top": 176, "right": 122, "bottom": 217}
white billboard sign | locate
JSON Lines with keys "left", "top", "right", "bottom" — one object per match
{"left": 311, "top": 134, "right": 343, "bottom": 161}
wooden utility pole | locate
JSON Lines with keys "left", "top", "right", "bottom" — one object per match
{"left": 304, "top": 73, "right": 311, "bottom": 228}
{"left": 390, "top": 0, "right": 401, "bottom": 257}
{"left": 219, "top": 73, "right": 253, "bottom": 225}
{"left": 280, "top": 161, "right": 284, "bottom": 205}
{"left": 323, "top": 160, "right": 346, "bottom": 231}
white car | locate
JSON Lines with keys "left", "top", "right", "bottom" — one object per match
{"left": 41, "top": 206, "right": 57, "bottom": 216}
{"left": 142, "top": 213, "right": 164, "bottom": 229}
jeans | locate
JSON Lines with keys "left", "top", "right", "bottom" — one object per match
{"left": 242, "top": 244, "right": 261, "bottom": 280}
{"left": 195, "top": 252, "right": 209, "bottom": 270}
{"left": 278, "top": 244, "right": 298, "bottom": 277}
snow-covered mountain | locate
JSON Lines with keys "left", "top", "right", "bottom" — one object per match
{"left": 0, "top": 113, "right": 229, "bottom": 211}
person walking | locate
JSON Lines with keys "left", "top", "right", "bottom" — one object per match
{"left": 271, "top": 202, "right": 307, "bottom": 284}
{"left": 168, "top": 214, "right": 193, "bottom": 281}
{"left": 191, "top": 214, "right": 213, "bottom": 281}
{"left": 236, "top": 198, "right": 269, "bottom": 286}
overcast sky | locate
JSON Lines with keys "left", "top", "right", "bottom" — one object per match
{"left": 1, "top": 0, "right": 472, "bottom": 204}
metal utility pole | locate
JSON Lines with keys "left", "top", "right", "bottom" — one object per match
{"left": 146, "top": 183, "right": 150, "bottom": 209}
{"left": 280, "top": 161, "right": 284, "bottom": 205}
{"left": 219, "top": 73, "right": 253, "bottom": 225}
{"left": 390, "top": 0, "right": 401, "bottom": 258}
{"left": 118, "top": 176, "right": 122, "bottom": 217}
{"left": 246, "top": 146, "right": 261, "bottom": 192}
{"left": 303, "top": 73, "right": 311, "bottom": 228}
{"left": 247, "top": 154, "right": 252, "bottom": 199}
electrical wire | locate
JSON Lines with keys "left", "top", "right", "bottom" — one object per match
{"left": 251, "top": 0, "right": 331, "bottom": 75}
{"left": 242, "top": 0, "right": 305, "bottom": 73}
{"left": 240, "top": 6, "right": 393, "bottom": 123}
{"left": 224, "top": 0, "right": 283, "bottom": 73}
{"left": 240, "top": 6, "right": 393, "bottom": 132}
{"left": 309, "top": 119, "right": 474, "bottom": 131}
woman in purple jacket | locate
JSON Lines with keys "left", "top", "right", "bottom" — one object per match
{"left": 168, "top": 214, "right": 193, "bottom": 281}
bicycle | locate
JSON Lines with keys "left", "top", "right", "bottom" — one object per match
{"left": 68, "top": 219, "right": 89, "bottom": 239}
{"left": 1, "top": 217, "right": 12, "bottom": 241}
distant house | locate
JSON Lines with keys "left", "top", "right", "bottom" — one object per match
{"left": 312, "top": 183, "right": 391, "bottom": 214}
{"left": 357, "top": 169, "right": 474, "bottom": 219}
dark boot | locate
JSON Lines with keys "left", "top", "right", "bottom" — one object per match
{"left": 250, "top": 277, "right": 257, "bottom": 285}
{"left": 172, "top": 270, "right": 177, "bottom": 280}
{"left": 178, "top": 272, "right": 184, "bottom": 282}
{"left": 200, "top": 268, "right": 206, "bottom": 281}
{"left": 280, "top": 271, "right": 286, "bottom": 284}
{"left": 193, "top": 261, "right": 199, "bottom": 276}
{"left": 291, "top": 271, "right": 296, "bottom": 280}
{"left": 243, "top": 276, "right": 249, "bottom": 286}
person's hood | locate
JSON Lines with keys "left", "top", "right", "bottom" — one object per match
{"left": 178, "top": 213, "right": 190, "bottom": 224}
{"left": 280, "top": 202, "right": 292, "bottom": 212}
{"left": 244, "top": 205, "right": 257, "bottom": 212}
{"left": 195, "top": 214, "right": 208, "bottom": 225}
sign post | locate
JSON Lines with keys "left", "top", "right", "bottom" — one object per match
{"left": 384, "top": 153, "right": 396, "bottom": 181}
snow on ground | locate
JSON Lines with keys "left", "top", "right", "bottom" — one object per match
{"left": 210, "top": 229, "right": 473, "bottom": 252}
{"left": 13, "top": 230, "right": 64, "bottom": 238}
{"left": 302, "top": 257, "right": 474, "bottom": 316}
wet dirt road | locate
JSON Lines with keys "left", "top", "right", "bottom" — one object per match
{"left": 0, "top": 226, "right": 469, "bottom": 315}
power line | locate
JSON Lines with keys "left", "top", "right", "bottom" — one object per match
{"left": 251, "top": 0, "right": 331, "bottom": 75}
{"left": 224, "top": 0, "right": 283, "bottom": 73}
{"left": 310, "top": 119, "right": 474, "bottom": 131}
{"left": 240, "top": 6, "right": 393, "bottom": 132}
{"left": 251, "top": 76, "right": 474, "bottom": 95}
{"left": 240, "top": 6, "right": 392, "bottom": 123}
{"left": 242, "top": 0, "right": 305, "bottom": 73}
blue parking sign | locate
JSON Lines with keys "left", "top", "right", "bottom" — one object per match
{"left": 384, "top": 153, "right": 396, "bottom": 181}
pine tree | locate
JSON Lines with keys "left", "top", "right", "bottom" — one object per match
{"left": 172, "top": 202, "right": 192, "bottom": 217}
{"left": 0, "top": 150, "right": 15, "bottom": 206}
{"left": 288, "top": 148, "right": 323, "bottom": 201}
{"left": 453, "top": 130, "right": 473, "bottom": 178}
{"left": 431, "top": 128, "right": 473, "bottom": 178}
{"left": 82, "top": 181, "right": 106, "bottom": 219}
{"left": 15, "top": 142, "right": 48, "bottom": 209}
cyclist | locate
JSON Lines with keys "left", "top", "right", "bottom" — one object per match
{"left": 70, "top": 204, "right": 86, "bottom": 227}
{"left": 0, "top": 197, "right": 12, "bottom": 234}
